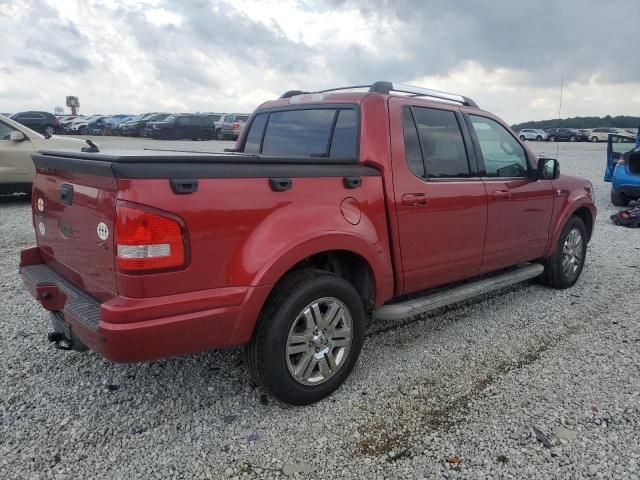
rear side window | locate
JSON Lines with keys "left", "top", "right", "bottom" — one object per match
{"left": 402, "top": 107, "right": 425, "bottom": 177}
{"left": 244, "top": 113, "right": 268, "bottom": 154}
{"left": 329, "top": 109, "right": 357, "bottom": 159}
{"left": 412, "top": 107, "right": 469, "bottom": 178}
{"left": 249, "top": 108, "right": 358, "bottom": 159}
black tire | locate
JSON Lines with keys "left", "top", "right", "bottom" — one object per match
{"left": 44, "top": 125, "right": 56, "bottom": 136}
{"left": 611, "top": 190, "right": 630, "bottom": 207}
{"left": 569, "top": 135, "right": 576, "bottom": 142}
{"left": 536, "top": 135, "right": 542, "bottom": 141}
{"left": 216, "top": 129, "right": 224, "bottom": 141}
{"left": 160, "top": 129, "right": 172, "bottom": 140}
{"left": 591, "top": 136, "right": 598, "bottom": 143}
{"left": 549, "top": 135, "right": 556, "bottom": 142}
{"left": 246, "top": 269, "right": 365, "bottom": 405}
{"left": 78, "top": 126, "right": 88, "bottom": 135}
{"left": 519, "top": 135, "right": 526, "bottom": 141}
{"left": 539, "top": 216, "right": 587, "bottom": 289}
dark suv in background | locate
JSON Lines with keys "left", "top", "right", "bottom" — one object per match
{"left": 11, "top": 111, "right": 60, "bottom": 136}
{"left": 546, "top": 128, "right": 579, "bottom": 142}
{"left": 121, "top": 113, "right": 170, "bottom": 137}
{"left": 217, "top": 113, "right": 250, "bottom": 140}
{"left": 147, "top": 114, "right": 215, "bottom": 140}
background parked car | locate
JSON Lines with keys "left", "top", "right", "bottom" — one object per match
{"left": 518, "top": 128, "right": 547, "bottom": 141}
{"left": 121, "top": 112, "right": 170, "bottom": 137}
{"left": 218, "top": 113, "right": 250, "bottom": 140}
{"left": 66, "top": 115, "right": 104, "bottom": 135}
{"left": 546, "top": 128, "right": 579, "bottom": 142}
{"left": 576, "top": 129, "right": 591, "bottom": 141}
{"left": 590, "top": 127, "right": 633, "bottom": 142}
{"left": 10, "top": 111, "right": 60, "bottom": 136}
{"left": 147, "top": 114, "right": 215, "bottom": 140}
{"left": 102, "top": 114, "right": 133, "bottom": 135}
{"left": 0, "top": 114, "right": 84, "bottom": 195}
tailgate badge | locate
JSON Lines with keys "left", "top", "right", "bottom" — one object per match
{"left": 38, "top": 221, "right": 46, "bottom": 236}
{"left": 97, "top": 222, "right": 109, "bottom": 241}
{"left": 37, "top": 197, "right": 44, "bottom": 212}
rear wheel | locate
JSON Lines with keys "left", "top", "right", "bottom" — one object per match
{"left": 44, "top": 125, "right": 56, "bottom": 136}
{"left": 611, "top": 190, "right": 630, "bottom": 207}
{"left": 549, "top": 135, "right": 556, "bottom": 142}
{"left": 520, "top": 135, "right": 526, "bottom": 141}
{"left": 569, "top": 135, "right": 576, "bottom": 142}
{"left": 540, "top": 216, "right": 587, "bottom": 289}
{"left": 216, "top": 129, "right": 224, "bottom": 141}
{"left": 246, "top": 270, "right": 365, "bottom": 405}
{"left": 591, "top": 136, "right": 598, "bottom": 143}
{"left": 536, "top": 135, "right": 542, "bottom": 141}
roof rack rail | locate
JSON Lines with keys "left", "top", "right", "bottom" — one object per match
{"left": 369, "top": 81, "right": 478, "bottom": 108}
{"left": 278, "top": 82, "right": 478, "bottom": 108}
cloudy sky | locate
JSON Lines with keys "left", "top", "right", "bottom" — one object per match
{"left": 1, "top": 0, "right": 639, "bottom": 123}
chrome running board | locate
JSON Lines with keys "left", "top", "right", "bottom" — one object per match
{"left": 373, "top": 263, "right": 544, "bottom": 321}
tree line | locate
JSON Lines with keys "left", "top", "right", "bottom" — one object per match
{"left": 512, "top": 115, "right": 640, "bottom": 130}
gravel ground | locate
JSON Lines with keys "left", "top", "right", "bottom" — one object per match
{"left": 1, "top": 141, "right": 639, "bottom": 479}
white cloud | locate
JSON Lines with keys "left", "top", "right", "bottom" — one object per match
{"left": 0, "top": 0, "right": 638, "bottom": 124}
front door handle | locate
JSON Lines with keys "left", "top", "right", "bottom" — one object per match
{"left": 402, "top": 193, "right": 428, "bottom": 206}
{"left": 492, "top": 190, "right": 511, "bottom": 200}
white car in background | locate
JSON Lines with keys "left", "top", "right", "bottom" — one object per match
{"left": 0, "top": 114, "right": 85, "bottom": 195}
{"left": 518, "top": 128, "right": 547, "bottom": 141}
{"left": 589, "top": 127, "right": 634, "bottom": 142}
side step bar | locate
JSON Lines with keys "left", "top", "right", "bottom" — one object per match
{"left": 373, "top": 263, "right": 544, "bottom": 321}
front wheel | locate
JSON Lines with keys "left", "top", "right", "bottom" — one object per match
{"left": 539, "top": 217, "right": 587, "bottom": 289}
{"left": 520, "top": 135, "right": 526, "bottom": 141}
{"left": 569, "top": 135, "right": 576, "bottom": 142}
{"left": 591, "top": 136, "right": 598, "bottom": 143}
{"left": 536, "top": 135, "right": 542, "bottom": 141}
{"left": 549, "top": 135, "right": 556, "bottom": 142}
{"left": 44, "top": 125, "right": 56, "bottom": 136}
{"left": 216, "top": 129, "right": 224, "bottom": 141}
{"left": 246, "top": 270, "right": 365, "bottom": 405}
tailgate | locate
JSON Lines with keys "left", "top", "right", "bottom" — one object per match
{"left": 31, "top": 153, "right": 118, "bottom": 300}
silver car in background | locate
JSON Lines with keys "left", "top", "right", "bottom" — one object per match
{"left": 518, "top": 128, "right": 547, "bottom": 141}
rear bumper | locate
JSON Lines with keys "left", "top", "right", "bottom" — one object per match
{"left": 19, "top": 246, "right": 271, "bottom": 362}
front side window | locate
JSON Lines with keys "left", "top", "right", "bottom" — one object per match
{"left": 469, "top": 115, "right": 528, "bottom": 178}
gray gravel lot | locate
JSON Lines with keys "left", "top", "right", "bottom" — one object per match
{"left": 1, "top": 140, "right": 639, "bottom": 479}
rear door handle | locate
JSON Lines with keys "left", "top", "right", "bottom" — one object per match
{"left": 402, "top": 193, "right": 428, "bottom": 206}
{"left": 492, "top": 190, "right": 511, "bottom": 200}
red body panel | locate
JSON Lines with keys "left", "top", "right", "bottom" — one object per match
{"left": 20, "top": 91, "right": 596, "bottom": 362}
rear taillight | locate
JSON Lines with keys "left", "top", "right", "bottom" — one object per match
{"left": 115, "top": 202, "right": 186, "bottom": 272}
{"left": 232, "top": 122, "right": 240, "bottom": 129}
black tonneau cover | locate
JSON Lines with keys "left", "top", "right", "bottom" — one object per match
{"left": 32, "top": 149, "right": 380, "bottom": 179}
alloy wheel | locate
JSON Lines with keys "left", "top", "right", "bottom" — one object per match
{"left": 562, "top": 228, "right": 584, "bottom": 279}
{"left": 285, "top": 297, "right": 353, "bottom": 386}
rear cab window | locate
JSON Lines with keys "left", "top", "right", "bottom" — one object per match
{"left": 241, "top": 107, "right": 359, "bottom": 160}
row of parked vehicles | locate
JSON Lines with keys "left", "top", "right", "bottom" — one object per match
{"left": 518, "top": 126, "right": 636, "bottom": 142}
{"left": 7, "top": 111, "right": 251, "bottom": 141}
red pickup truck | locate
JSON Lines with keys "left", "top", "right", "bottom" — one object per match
{"left": 20, "top": 82, "right": 596, "bottom": 405}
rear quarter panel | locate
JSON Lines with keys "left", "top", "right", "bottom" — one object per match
{"left": 116, "top": 175, "right": 394, "bottom": 304}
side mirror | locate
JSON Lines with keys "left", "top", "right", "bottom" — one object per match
{"left": 9, "top": 131, "right": 25, "bottom": 142}
{"left": 536, "top": 157, "right": 560, "bottom": 180}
